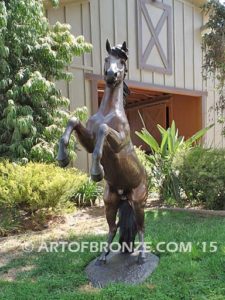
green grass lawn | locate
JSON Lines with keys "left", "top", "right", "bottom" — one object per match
{"left": 0, "top": 210, "right": 225, "bottom": 300}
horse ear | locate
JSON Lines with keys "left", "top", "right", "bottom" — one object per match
{"left": 122, "top": 41, "right": 128, "bottom": 52}
{"left": 106, "top": 39, "right": 111, "bottom": 53}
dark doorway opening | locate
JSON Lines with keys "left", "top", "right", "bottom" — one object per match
{"left": 97, "top": 83, "right": 202, "bottom": 151}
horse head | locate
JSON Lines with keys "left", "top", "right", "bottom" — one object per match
{"left": 104, "top": 39, "right": 128, "bottom": 86}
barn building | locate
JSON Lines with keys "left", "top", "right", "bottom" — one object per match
{"left": 45, "top": 0, "right": 221, "bottom": 172}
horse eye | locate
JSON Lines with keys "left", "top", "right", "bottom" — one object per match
{"left": 105, "top": 58, "right": 109, "bottom": 63}
{"left": 120, "top": 59, "right": 125, "bottom": 65}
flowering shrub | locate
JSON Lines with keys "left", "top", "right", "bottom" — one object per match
{"left": 0, "top": 0, "right": 92, "bottom": 162}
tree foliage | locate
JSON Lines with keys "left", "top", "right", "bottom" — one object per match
{"left": 0, "top": 0, "right": 92, "bottom": 162}
{"left": 202, "top": 0, "right": 225, "bottom": 113}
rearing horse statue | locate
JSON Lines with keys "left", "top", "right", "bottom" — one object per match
{"left": 57, "top": 40, "right": 148, "bottom": 265}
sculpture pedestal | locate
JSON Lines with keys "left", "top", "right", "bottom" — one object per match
{"left": 85, "top": 251, "right": 159, "bottom": 287}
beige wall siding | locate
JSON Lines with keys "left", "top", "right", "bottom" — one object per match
{"left": 90, "top": 0, "right": 101, "bottom": 74}
{"left": 89, "top": 0, "right": 204, "bottom": 89}
{"left": 47, "top": 0, "right": 204, "bottom": 95}
{"left": 47, "top": 0, "right": 224, "bottom": 172}
{"left": 194, "top": 7, "right": 203, "bottom": 91}
{"left": 127, "top": 0, "right": 142, "bottom": 82}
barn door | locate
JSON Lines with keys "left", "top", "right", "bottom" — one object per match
{"left": 137, "top": 0, "right": 172, "bottom": 74}
{"left": 141, "top": 103, "right": 167, "bottom": 145}
{"left": 127, "top": 103, "right": 169, "bottom": 152}
{"left": 128, "top": 109, "right": 146, "bottom": 150}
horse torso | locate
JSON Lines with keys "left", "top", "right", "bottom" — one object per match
{"left": 87, "top": 109, "right": 126, "bottom": 135}
{"left": 87, "top": 109, "right": 146, "bottom": 191}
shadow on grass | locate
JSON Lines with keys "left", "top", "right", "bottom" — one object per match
{"left": 0, "top": 210, "right": 225, "bottom": 300}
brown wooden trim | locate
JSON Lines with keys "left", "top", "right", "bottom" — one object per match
{"left": 126, "top": 95, "right": 171, "bottom": 111}
{"left": 137, "top": 0, "right": 142, "bottom": 71}
{"left": 91, "top": 79, "right": 98, "bottom": 113}
{"left": 84, "top": 73, "right": 208, "bottom": 97}
{"left": 167, "top": 3, "right": 173, "bottom": 73}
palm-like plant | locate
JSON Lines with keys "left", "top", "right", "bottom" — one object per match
{"left": 136, "top": 121, "right": 213, "bottom": 203}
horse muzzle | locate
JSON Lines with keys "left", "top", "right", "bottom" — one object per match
{"left": 105, "top": 70, "right": 118, "bottom": 85}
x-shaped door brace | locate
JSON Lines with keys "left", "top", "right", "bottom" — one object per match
{"left": 138, "top": 0, "right": 172, "bottom": 74}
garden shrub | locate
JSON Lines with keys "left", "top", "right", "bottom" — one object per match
{"left": 135, "top": 146, "right": 154, "bottom": 192}
{"left": 72, "top": 178, "right": 103, "bottom": 207}
{"left": 0, "top": 161, "right": 87, "bottom": 212}
{"left": 176, "top": 147, "right": 225, "bottom": 209}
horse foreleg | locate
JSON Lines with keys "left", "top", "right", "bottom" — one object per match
{"left": 91, "top": 124, "right": 128, "bottom": 181}
{"left": 91, "top": 124, "right": 107, "bottom": 181}
{"left": 74, "top": 123, "right": 94, "bottom": 153}
{"left": 57, "top": 117, "right": 94, "bottom": 167}
{"left": 96, "top": 185, "right": 120, "bottom": 265}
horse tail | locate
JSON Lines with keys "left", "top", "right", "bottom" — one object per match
{"left": 118, "top": 200, "right": 137, "bottom": 253}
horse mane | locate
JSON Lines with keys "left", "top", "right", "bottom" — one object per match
{"left": 123, "top": 81, "right": 130, "bottom": 107}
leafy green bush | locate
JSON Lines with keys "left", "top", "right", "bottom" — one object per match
{"left": 72, "top": 178, "right": 103, "bottom": 207}
{"left": 176, "top": 147, "right": 225, "bottom": 209}
{"left": 0, "top": 161, "right": 87, "bottom": 212}
{"left": 135, "top": 146, "right": 153, "bottom": 192}
{"left": 0, "top": 1, "right": 92, "bottom": 162}
{"left": 136, "top": 121, "right": 212, "bottom": 203}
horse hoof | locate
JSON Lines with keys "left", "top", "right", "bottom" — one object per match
{"left": 91, "top": 161, "right": 104, "bottom": 182}
{"left": 91, "top": 164, "right": 104, "bottom": 182}
{"left": 57, "top": 156, "right": 70, "bottom": 168}
{"left": 137, "top": 255, "right": 146, "bottom": 265}
{"left": 91, "top": 172, "right": 104, "bottom": 182}
{"left": 95, "top": 258, "right": 106, "bottom": 266}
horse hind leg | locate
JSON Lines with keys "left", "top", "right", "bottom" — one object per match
{"left": 95, "top": 185, "right": 120, "bottom": 265}
{"left": 129, "top": 180, "right": 148, "bottom": 264}
{"left": 135, "top": 207, "right": 146, "bottom": 264}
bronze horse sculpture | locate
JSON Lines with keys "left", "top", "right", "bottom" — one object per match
{"left": 57, "top": 40, "right": 148, "bottom": 265}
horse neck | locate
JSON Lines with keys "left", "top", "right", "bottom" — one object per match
{"left": 99, "top": 82, "right": 124, "bottom": 115}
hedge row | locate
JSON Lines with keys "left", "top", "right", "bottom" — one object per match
{"left": 0, "top": 161, "right": 100, "bottom": 212}
{"left": 1, "top": 147, "right": 224, "bottom": 212}
{"left": 175, "top": 147, "right": 225, "bottom": 210}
